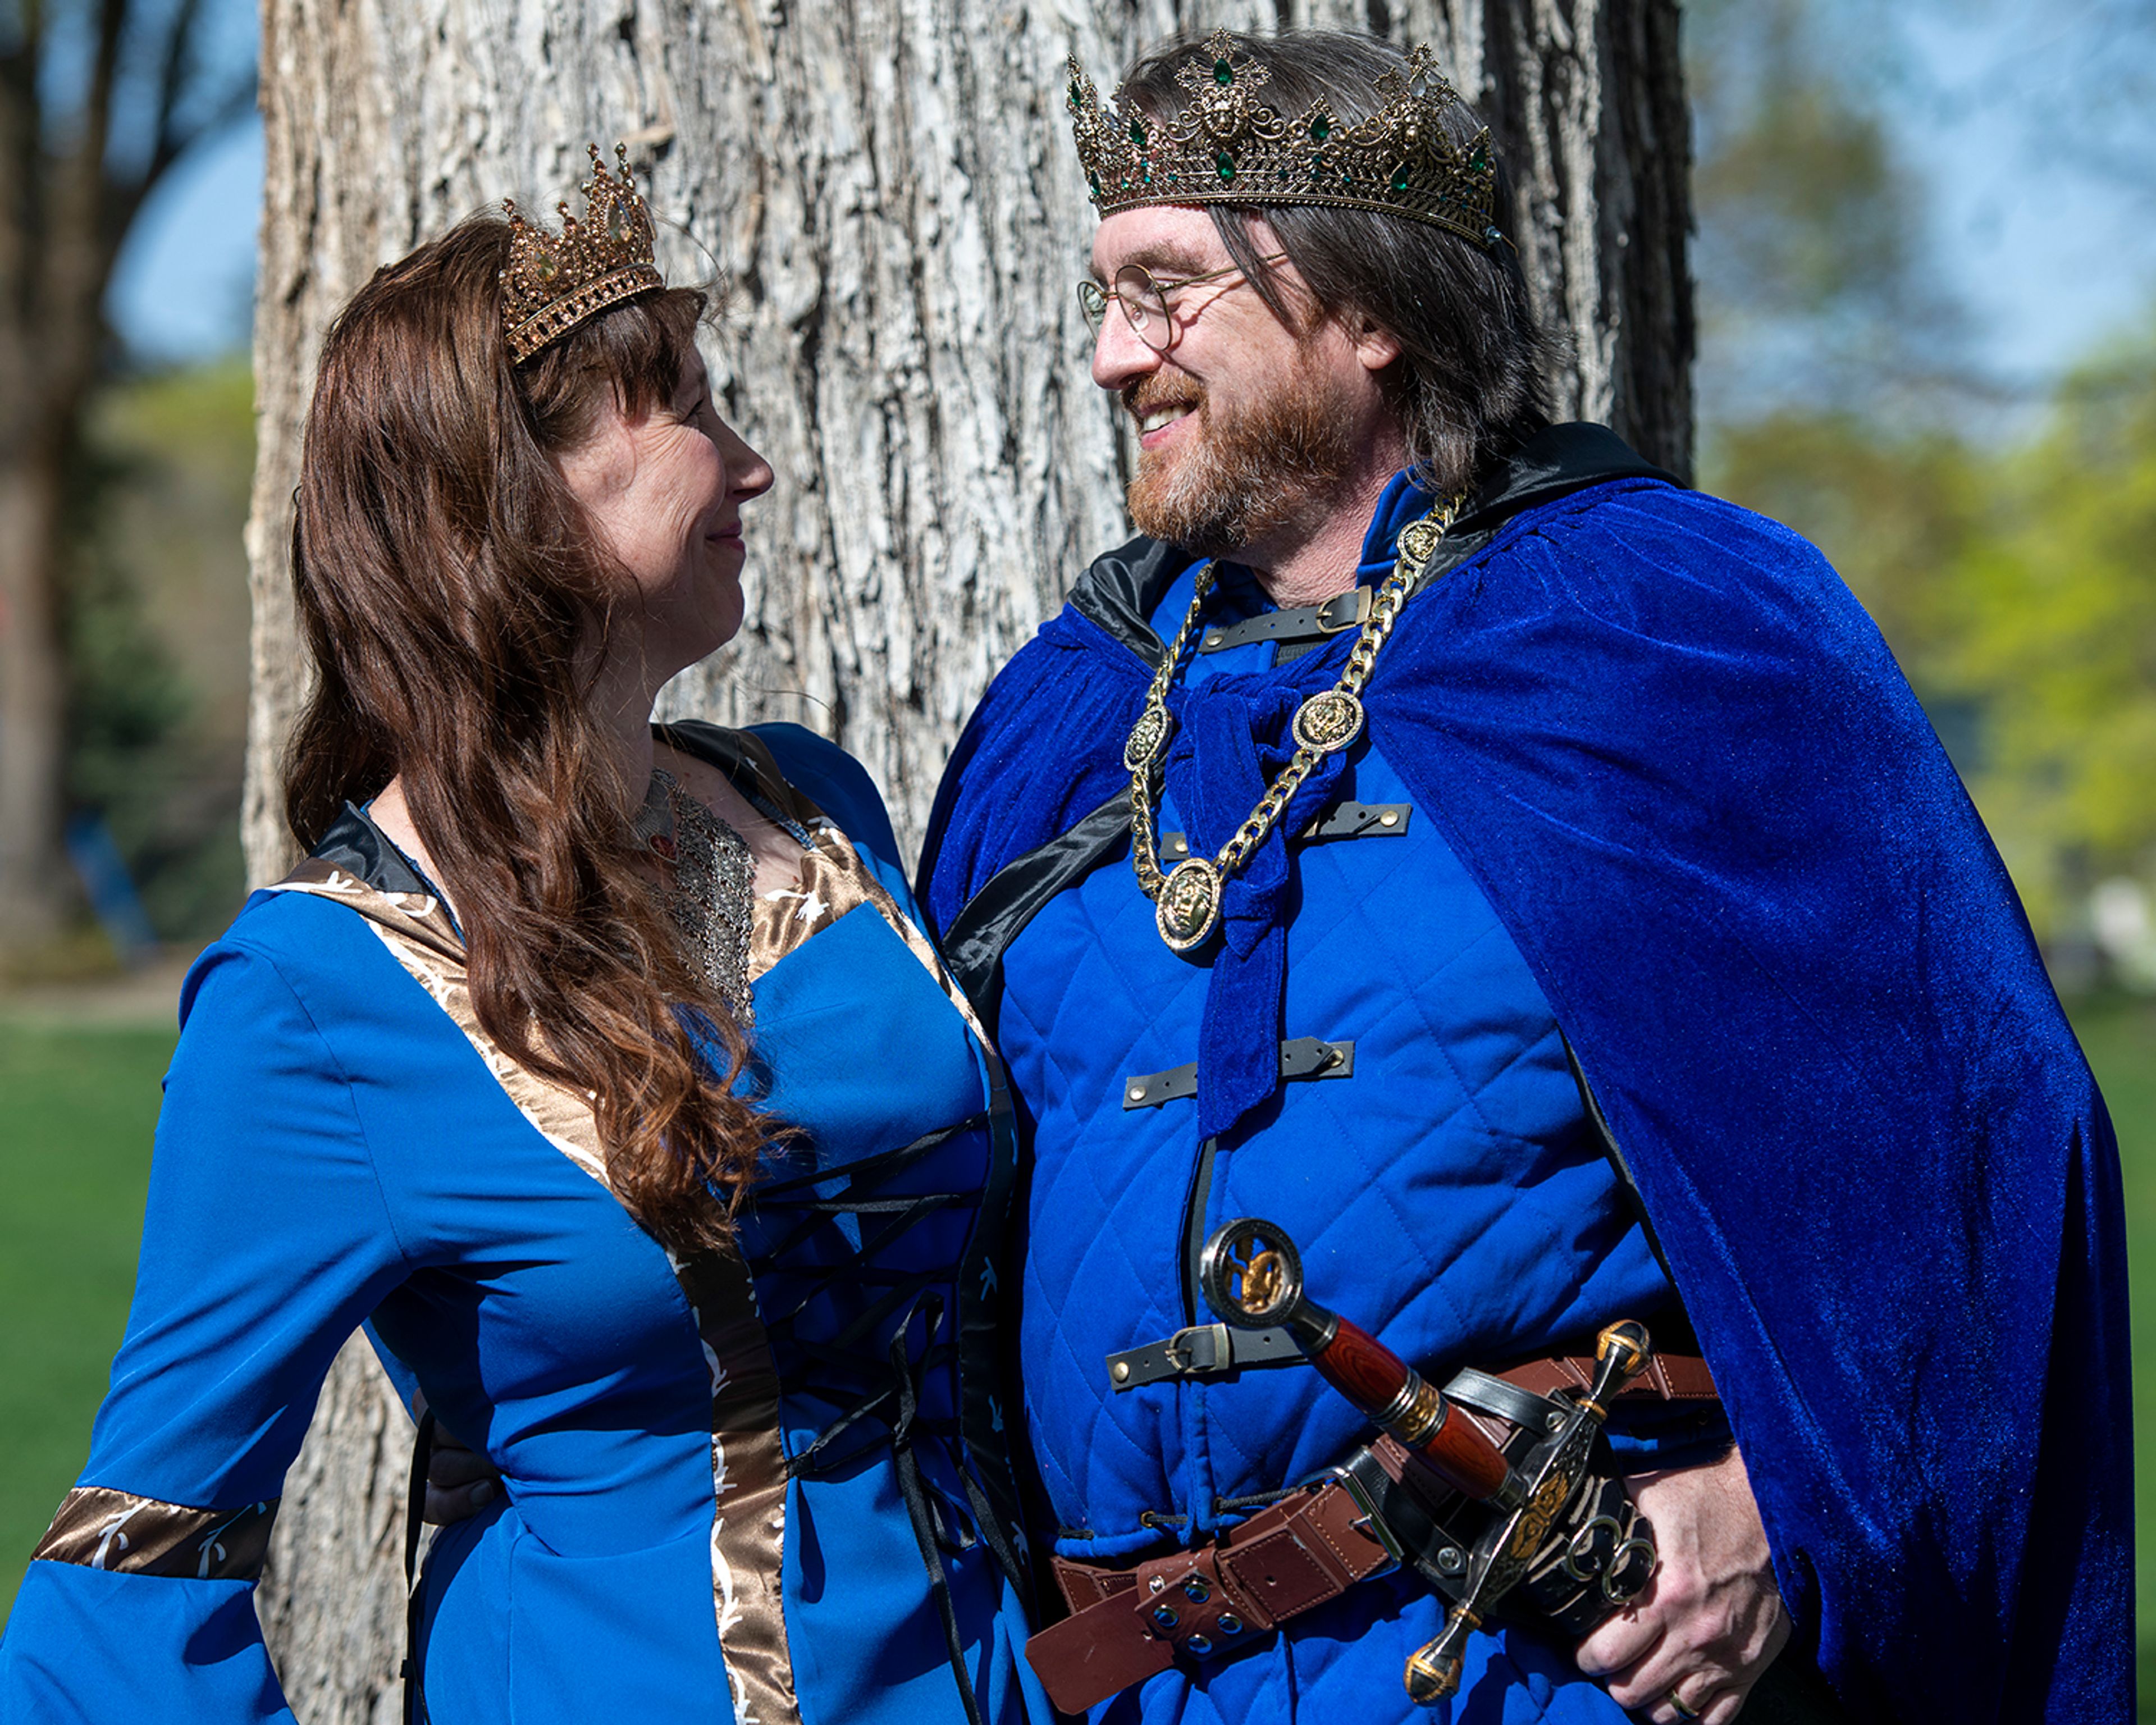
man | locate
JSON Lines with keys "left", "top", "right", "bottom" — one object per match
{"left": 919, "top": 28, "right": 2130, "bottom": 1725}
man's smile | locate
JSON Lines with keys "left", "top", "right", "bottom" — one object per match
{"left": 1127, "top": 381, "right": 1202, "bottom": 449}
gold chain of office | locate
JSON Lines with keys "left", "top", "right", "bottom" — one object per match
{"left": 1124, "top": 491, "right": 1467, "bottom": 952}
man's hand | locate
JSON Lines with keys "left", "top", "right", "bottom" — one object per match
{"left": 1573, "top": 1445, "right": 1787, "bottom": 1724}
{"left": 415, "top": 1393, "right": 501, "bottom": 1525}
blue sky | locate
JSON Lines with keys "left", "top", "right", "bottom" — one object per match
{"left": 105, "top": 2, "right": 2156, "bottom": 390}
{"left": 1894, "top": 0, "right": 2156, "bottom": 386}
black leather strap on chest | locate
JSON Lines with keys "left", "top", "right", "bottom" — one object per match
{"left": 1122, "top": 1037, "right": 1355, "bottom": 1111}
{"left": 1157, "top": 802, "right": 1410, "bottom": 862}
{"left": 1195, "top": 586, "right": 1372, "bottom": 654}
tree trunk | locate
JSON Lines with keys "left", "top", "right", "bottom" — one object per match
{"left": 0, "top": 447, "right": 71, "bottom": 946}
{"left": 244, "top": 0, "right": 1691, "bottom": 1711}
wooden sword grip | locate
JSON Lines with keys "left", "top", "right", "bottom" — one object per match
{"left": 1309, "top": 1312, "right": 1511, "bottom": 1502}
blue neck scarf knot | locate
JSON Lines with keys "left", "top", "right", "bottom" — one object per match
{"left": 1160, "top": 471, "right": 1433, "bottom": 1139}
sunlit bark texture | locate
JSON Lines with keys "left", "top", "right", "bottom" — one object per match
{"left": 245, "top": 0, "right": 1688, "bottom": 1713}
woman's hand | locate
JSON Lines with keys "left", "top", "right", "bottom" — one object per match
{"left": 1573, "top": 1445, "right": 1787, "bottom": 1724}
{"left": 414, "top": 1393, "right": 502, "bottom": 1525}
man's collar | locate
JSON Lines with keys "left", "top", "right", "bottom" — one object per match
{"left": 1066, "top": 422, "right": 1682, "bottom": 662}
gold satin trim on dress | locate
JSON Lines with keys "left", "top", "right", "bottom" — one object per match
{"left": 721, "top": 729, "right": 990, "bottom": 1046}
{"left": 33, "top": 1486, "right": 277, "bottom": 1580}
{"left": 266, "top": 858, "right": 805, "bottom": 1725}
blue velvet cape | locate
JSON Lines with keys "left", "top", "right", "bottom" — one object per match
{"left": 919, "top": 428, "right": 2134, "bottom": 1723}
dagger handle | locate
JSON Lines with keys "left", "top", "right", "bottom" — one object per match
{"left": 1304, "top": 1309, "right": 1512, "bottom": 1503}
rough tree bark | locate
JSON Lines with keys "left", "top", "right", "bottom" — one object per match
{"left": 243, "top": 1, "right": 1689, "bottom": 1714}
{"left": 0, "top": 0, "right": 253, "bottom": 955}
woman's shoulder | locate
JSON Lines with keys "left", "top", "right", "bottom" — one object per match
{"left": 179, "top": 880, "right": 435, "bottom": 1049}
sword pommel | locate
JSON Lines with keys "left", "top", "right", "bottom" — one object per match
{"left": 1200, "top": 1217, "right": 1511, "bottom": 1502}
{"left": 1581, "top": 1320, "right": 1653, "bottom": 1421}
{"left": 1200, "top": 1216, "right": 1314, "bottom": 1333}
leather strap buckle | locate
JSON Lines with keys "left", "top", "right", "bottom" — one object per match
{"left": 1170, "top": 1322, "right": 1230, "bottom": 1375}
{"left": 1105, "top": 1321, "right": 1301, "bottom": 1391}
{"left": 1195, "top": 585, "right": 1373, "bottom": 655}
{"left": 1319, "top": 1463, "right": 1404, "bottom": 1571}
{"left": 1315, "top": 586, "right": 1374, "bottom": 634}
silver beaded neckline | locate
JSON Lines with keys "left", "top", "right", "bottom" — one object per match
{"left": 634, "top": 768, "right": 756, "bottom": 1026}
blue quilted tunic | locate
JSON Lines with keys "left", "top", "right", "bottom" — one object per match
{"left": 997, "top": 551, "right": 1699, "bottom": 1725}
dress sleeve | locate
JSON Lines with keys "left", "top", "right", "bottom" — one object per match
{"left": 0, "top": 937, "right": 415, "bottom": 1723}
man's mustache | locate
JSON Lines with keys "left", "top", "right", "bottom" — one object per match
{"left": 1122, "top": 378, "right": 1204, "bottom": 423}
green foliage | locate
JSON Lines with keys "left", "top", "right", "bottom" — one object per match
{"left": 1693, "top": 21, "right": 1914, "bottom": 323}
{"left": 1945, "top": 336, "right": 2156, "bottom": 923}
{"left": 1709, "top": 332, "right": 2156, "bottom": 939}
{"left": 1687, "top": 0, "right": 1963, "bottom": 422}
{"left": 62, "top": 361, "right": 253, "bottom": 943}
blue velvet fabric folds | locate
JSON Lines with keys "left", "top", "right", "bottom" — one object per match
{"left": 920, "top": 452, "right": 2133, "bottom": 1722}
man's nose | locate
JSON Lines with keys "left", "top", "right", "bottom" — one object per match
{"left": 1091, "top": 303, "right": 1161, "bottom": 392}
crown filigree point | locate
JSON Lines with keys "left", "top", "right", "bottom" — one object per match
{"left": 500, "top": 143, "right": 665, "bottom": 363}
{"left": 1066, "top": 31, "right": 1502, "bottom": 249}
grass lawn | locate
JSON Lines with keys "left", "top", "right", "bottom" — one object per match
{"left": 0, "top": 1023, "right": 172, "bottom": 1621}
{"left": 0, "top": 999, "right": 2151, "bottom": 1694}
{"left": 2073, "top": 996, "right": 2156, "bottom": 1715}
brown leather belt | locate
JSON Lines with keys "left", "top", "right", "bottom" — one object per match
{"left": 1030, "top": 1475, "right": 1394, "bottom": 1713}
{"left": 1025, "top": 1347, "right": 1718, "bottom": 1715}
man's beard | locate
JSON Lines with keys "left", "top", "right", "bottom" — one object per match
{"left": 1123, "top": 362, "right": 1356, "bottom": 559}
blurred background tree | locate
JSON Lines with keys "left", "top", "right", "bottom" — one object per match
{"left": 1693, "top": 0, "right": 2156, "bottom": 984}
{"left": 0, "top": 0, "right": 253, "bottom": 971}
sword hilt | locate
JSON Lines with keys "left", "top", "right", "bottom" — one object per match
{"left": 1400, "top": 1317, "right": 1659, "bottom": 1704}
{"left": 1199, "top": 1217, "right": 1514, "bottom": 1503}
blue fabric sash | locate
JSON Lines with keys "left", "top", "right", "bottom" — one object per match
{"left": 919, "top": 440, "right": 2132, "bottom": 1723}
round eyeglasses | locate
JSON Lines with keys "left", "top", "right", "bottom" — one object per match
{"left": 1076, "top": 255, "right": 1288, "bottom": 353}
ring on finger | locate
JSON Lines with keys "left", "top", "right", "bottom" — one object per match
{"left": 1667, "top": 1690, "right": 1702, "bottom": 1722}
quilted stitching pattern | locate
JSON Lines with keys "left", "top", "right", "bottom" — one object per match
{"left": 998, "top": 739, "right": 1662, "bottom": 1725}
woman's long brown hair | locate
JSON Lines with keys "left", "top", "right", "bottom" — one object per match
{"left": 285, "top": 216, "right": 760, "bottom": 1253}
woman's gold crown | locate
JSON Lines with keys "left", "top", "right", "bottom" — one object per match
{"left": 500, "top": 144, "right": 665, "bottom": 363}
{"left": 1067, "top": 32, "right": 1502, "bottom": 250}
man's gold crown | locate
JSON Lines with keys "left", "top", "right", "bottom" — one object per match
{"left": 1066, "top": 33, "right": 1501, "bottom": 249}
{"left": 500, "top": 144, "right": 665, "bottom": 363}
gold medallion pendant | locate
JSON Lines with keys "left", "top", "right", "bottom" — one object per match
{"left": 1124, "top": 705, "right": 1172, "bottom": 772}
{"left": 1156, "top": 858, "right": 1225, "bottom": 951}
{"left": 1291, "top": 689, "right": 1366, "bottom": 754}
{"left": 1121, "top": 492, "right": 1466, "bottom": 955}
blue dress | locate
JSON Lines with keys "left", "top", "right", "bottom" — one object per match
{"left": 0, "top": 723, "right": 1049, "bottom": 1725}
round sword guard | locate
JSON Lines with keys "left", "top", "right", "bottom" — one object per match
{"left": 1199, "top": 1217, "right": 1305, "bottom": 1329}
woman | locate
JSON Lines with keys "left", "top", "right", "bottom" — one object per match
{"left": 0, "top": 148, "right": 1044, "bottom": 1725}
